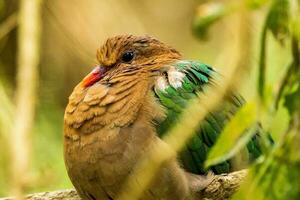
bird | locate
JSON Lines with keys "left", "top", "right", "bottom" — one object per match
{"left": 63, "top": 35, "right": 262, "bottom": 200}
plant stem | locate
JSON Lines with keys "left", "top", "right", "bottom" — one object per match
{"left": 10, "top": 0, "right": 42, "bottom": 199}
{"left": 258, "top": 19, "right": 268, "bottom": 101}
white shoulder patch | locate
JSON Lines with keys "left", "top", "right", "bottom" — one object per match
{"left": 154, "top": 66, "right": 186, "bottom": 92}
{"left": 155, "top": 76, "right": 168, "bottom": 91}
{"left": 167, "top": 66, "right": 185, "bottom": 89}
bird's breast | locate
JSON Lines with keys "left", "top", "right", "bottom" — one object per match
{"left": 64, "top": 116, "right": 157, "bottom": 198}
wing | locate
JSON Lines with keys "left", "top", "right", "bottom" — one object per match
{"left": 153, "top": 60, "right": 262, "bottom": 174}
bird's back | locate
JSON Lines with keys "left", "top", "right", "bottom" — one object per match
{"left": 153, "top": 60, "right": 263, "bottom": 174}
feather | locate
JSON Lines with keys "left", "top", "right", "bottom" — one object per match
{"left": 154, "top": 60, "right": 262, "bottom": 174}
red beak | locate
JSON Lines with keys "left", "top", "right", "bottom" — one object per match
{"left": 81, "top": 66, "right": 107, "bottom": 87}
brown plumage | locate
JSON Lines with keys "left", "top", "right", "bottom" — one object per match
{"left": 64, "top": 35, "right": 205, "bottom": 200}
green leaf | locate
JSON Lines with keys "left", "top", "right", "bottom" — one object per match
{"left": 291, "top": 19, "right": 300, "bottom": 41}
{"left": 205, "top": 101, "right": 257, "bottom": 168}
{"left": 266, "top": 0, "right": 290, "bottom": 44}
{"left": 246, "top": 0, "right": 269, "bottom": 9}
{"left": 284, "top": 82, "right": 300, "bottom": 118}
{"left": 192, "top": 2, "right": 226, "bottom": 39}
{"left": 232, "top": 127, "right": 300, "bottom": 200}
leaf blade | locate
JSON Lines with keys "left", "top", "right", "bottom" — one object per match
{"left": 205, "top": 101, "right": 257, "bottom": 168}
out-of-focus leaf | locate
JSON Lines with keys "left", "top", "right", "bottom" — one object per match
{"left": 266, "top": 0, "right": 290, "bottom": 44}
{"left": 282, "top": 36, "right": 300, "bottom": 117}
{"left": 257, "top": 23, "right": 267, "bottom": 101}
{"left": 205, "top": 102, "right": 257, "bottom": 168}
{"left": 291, "top": 19, "right": 300, "bottom": 41}
{"left": 247, "top": 0, "right": 269, "bottom": 9}
{"left": 192, "top": 2, "right": 226, "bottom": 40}
{"left": 284, "top": 82, "right": 300, "bottom": 117}
{"left": 269, "top": 105, "right": 289, "bottom": 141}
{"left": 290, "top": 2, "right": 300, "bottom": 41}
{"left": 233, "top": 126, "right": 300, "bottom": 200}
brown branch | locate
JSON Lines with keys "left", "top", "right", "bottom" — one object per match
{"left": 0, "top": 170, "right": 247, "bottom": 200}
{"left": 0, "top": 189, "right": 80, "bottom": 200}
{"left": 196, "top": 170, "right": 247, "bottom": 200}
{"left": 0, "top": 13, "right": 17, "bottom": 40}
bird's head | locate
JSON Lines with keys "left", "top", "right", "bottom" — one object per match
{"left": 82, "top": 35, "right": 181, "bottom": 87}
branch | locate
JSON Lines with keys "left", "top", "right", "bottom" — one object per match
{"left": 0, "top": 190, "right": 80, "bottom": 200}
{"left": 196, "top": 170, "right": 247, "bottom": 200}
{"left": 0, "top": 13, "right": 17, "bottom": 40}
{"left": 0, "top": 170, "right": 247, "bottom": 200}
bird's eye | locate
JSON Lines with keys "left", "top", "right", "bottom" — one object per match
{"left": 121, "top": 51, "right": 134, "bottom": 62}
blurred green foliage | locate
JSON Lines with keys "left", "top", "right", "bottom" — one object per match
{"left": 266, "top": 0, "right": 290, "bottom": 43}
{"left": 192, "top": 2, "right": 227, "bottom": 39}
{"left": 0, "top": 0, "right": 299, "bottom": 199}
{"left": 194, "top": 0, "right": 300, "bottom": 199}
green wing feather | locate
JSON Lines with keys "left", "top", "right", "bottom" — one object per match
{"left": 154, "top": 60, "right": 262, "bottom": 174}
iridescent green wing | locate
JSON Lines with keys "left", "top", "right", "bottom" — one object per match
{"left": 154, "top": 60, "right": 262, "bottom": 174}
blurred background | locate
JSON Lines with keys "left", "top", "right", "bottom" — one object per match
{"left": 0, "top": 0, "right": 298, "bottom": 198}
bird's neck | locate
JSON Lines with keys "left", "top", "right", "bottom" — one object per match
{"left": 64, "top": 73, "right": 164, "bottom": 135}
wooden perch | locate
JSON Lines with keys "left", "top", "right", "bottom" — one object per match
{"left": 0, "top": 170, "right": 247, "bottom": 200}
{"left": 196, "top": 170, "right": 247, "bottom": 200}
